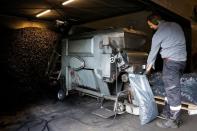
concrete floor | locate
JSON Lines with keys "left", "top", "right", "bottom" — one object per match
{"left": 1, "top": 94, "right": 197, "bottom": 131}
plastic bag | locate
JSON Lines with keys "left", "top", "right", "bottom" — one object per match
{"left": 129, "top": 74, "right": 158, "bottom": 125}
{"left": 150, "top": 72, "right": 197, "bottom": 105}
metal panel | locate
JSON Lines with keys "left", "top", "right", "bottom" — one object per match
{"left": 68, "top": 38, "right": 94, "bottom": 56}
{"left": 77, "top": 69, "right": 98, "bottom": 90}
{"left": 124, "top": 33, "right": 146, "bottom": 50}
{"left": 101, "top": 54, "right": 111, "bottom": 78}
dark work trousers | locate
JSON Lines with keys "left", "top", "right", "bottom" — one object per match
{"left": 162, "top": 59, "right": 186, "bottom": 107}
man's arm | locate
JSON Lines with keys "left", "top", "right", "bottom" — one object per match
{"left": 146, "top": 33, "right": 162, "bottom": 72}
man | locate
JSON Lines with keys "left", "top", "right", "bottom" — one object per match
{"left": 146, "top": 13, "right": 187, "bottom": 128}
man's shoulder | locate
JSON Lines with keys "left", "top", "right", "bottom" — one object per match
{"left": 160, "top": 21, "right": 182, "bottom": 33}
{"left": 165, "top": 21, "right": 181, "bottom": 28}
{"left": 161, "top": 21, "right": 179, "bottom": 26}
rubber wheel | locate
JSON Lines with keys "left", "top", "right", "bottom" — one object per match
{"left": 57, "top": 89, "right": 65, "bottom": 101}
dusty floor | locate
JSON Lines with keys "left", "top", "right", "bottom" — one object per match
{"left": 0, "top": 94, "right": 197, "bottom": 131}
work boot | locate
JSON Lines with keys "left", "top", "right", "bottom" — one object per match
{"left": 156, "top": 110, "right": 182, "bottom": 128}
{"left": 156, "top": 119, "right": 179, "bottom": 128}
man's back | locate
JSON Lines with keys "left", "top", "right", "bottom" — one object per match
{"left": 154, "top": 21, "right": 187, "bottom": 61}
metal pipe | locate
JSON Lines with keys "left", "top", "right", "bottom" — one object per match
{"left": 74, "top": 87, "right": 118, "bottom": 101}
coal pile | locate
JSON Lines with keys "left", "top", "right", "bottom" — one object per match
{"left": 8, "top": 27, "right": 60, "bottom": 89}
{"left": 150, "top": 72, "right": 197, "bottom": 105}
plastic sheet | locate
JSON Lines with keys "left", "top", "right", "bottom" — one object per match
{"left": 150, "top": 72, "right": 197, "bottom": 105}
{"left": 129, "top": 74, "right": 158, "bottom": 125}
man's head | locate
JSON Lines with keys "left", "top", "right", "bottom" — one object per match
{"left": 147, "top": 13, "right": 161, "bottom": 30}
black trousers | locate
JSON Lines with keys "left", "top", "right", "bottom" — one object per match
{"left": 162, "top": 59, "right": 186, "bottom": 107}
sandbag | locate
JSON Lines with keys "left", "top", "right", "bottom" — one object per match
{"left": 129, "top": 74, "right": 158, "bottom": 125}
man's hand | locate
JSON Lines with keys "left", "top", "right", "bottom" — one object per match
{"left": 146, "top": 64, "right": 153, "bottom": 74}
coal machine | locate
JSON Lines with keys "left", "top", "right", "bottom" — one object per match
{"left": 58, "top": 28, "right": 148, "bottom": 117}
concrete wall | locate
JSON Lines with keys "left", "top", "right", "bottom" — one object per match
{"left": 152, "top": 0, "right": 197, "bottom": 20}
{"left": 81, "top": 11, "right": 152, "bottom": 52}
{"left": 0, "top": 15, "right": 52, "bottom": 29}
{"left": 192, "top": 24, "right": 197, "bottom": 71}
{"left": 81, "top": 11, "right": 151, "bottom": 31}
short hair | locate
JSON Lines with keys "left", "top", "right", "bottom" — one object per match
{"left": 147, "top": 13, "right": 162, "bottom": 25}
